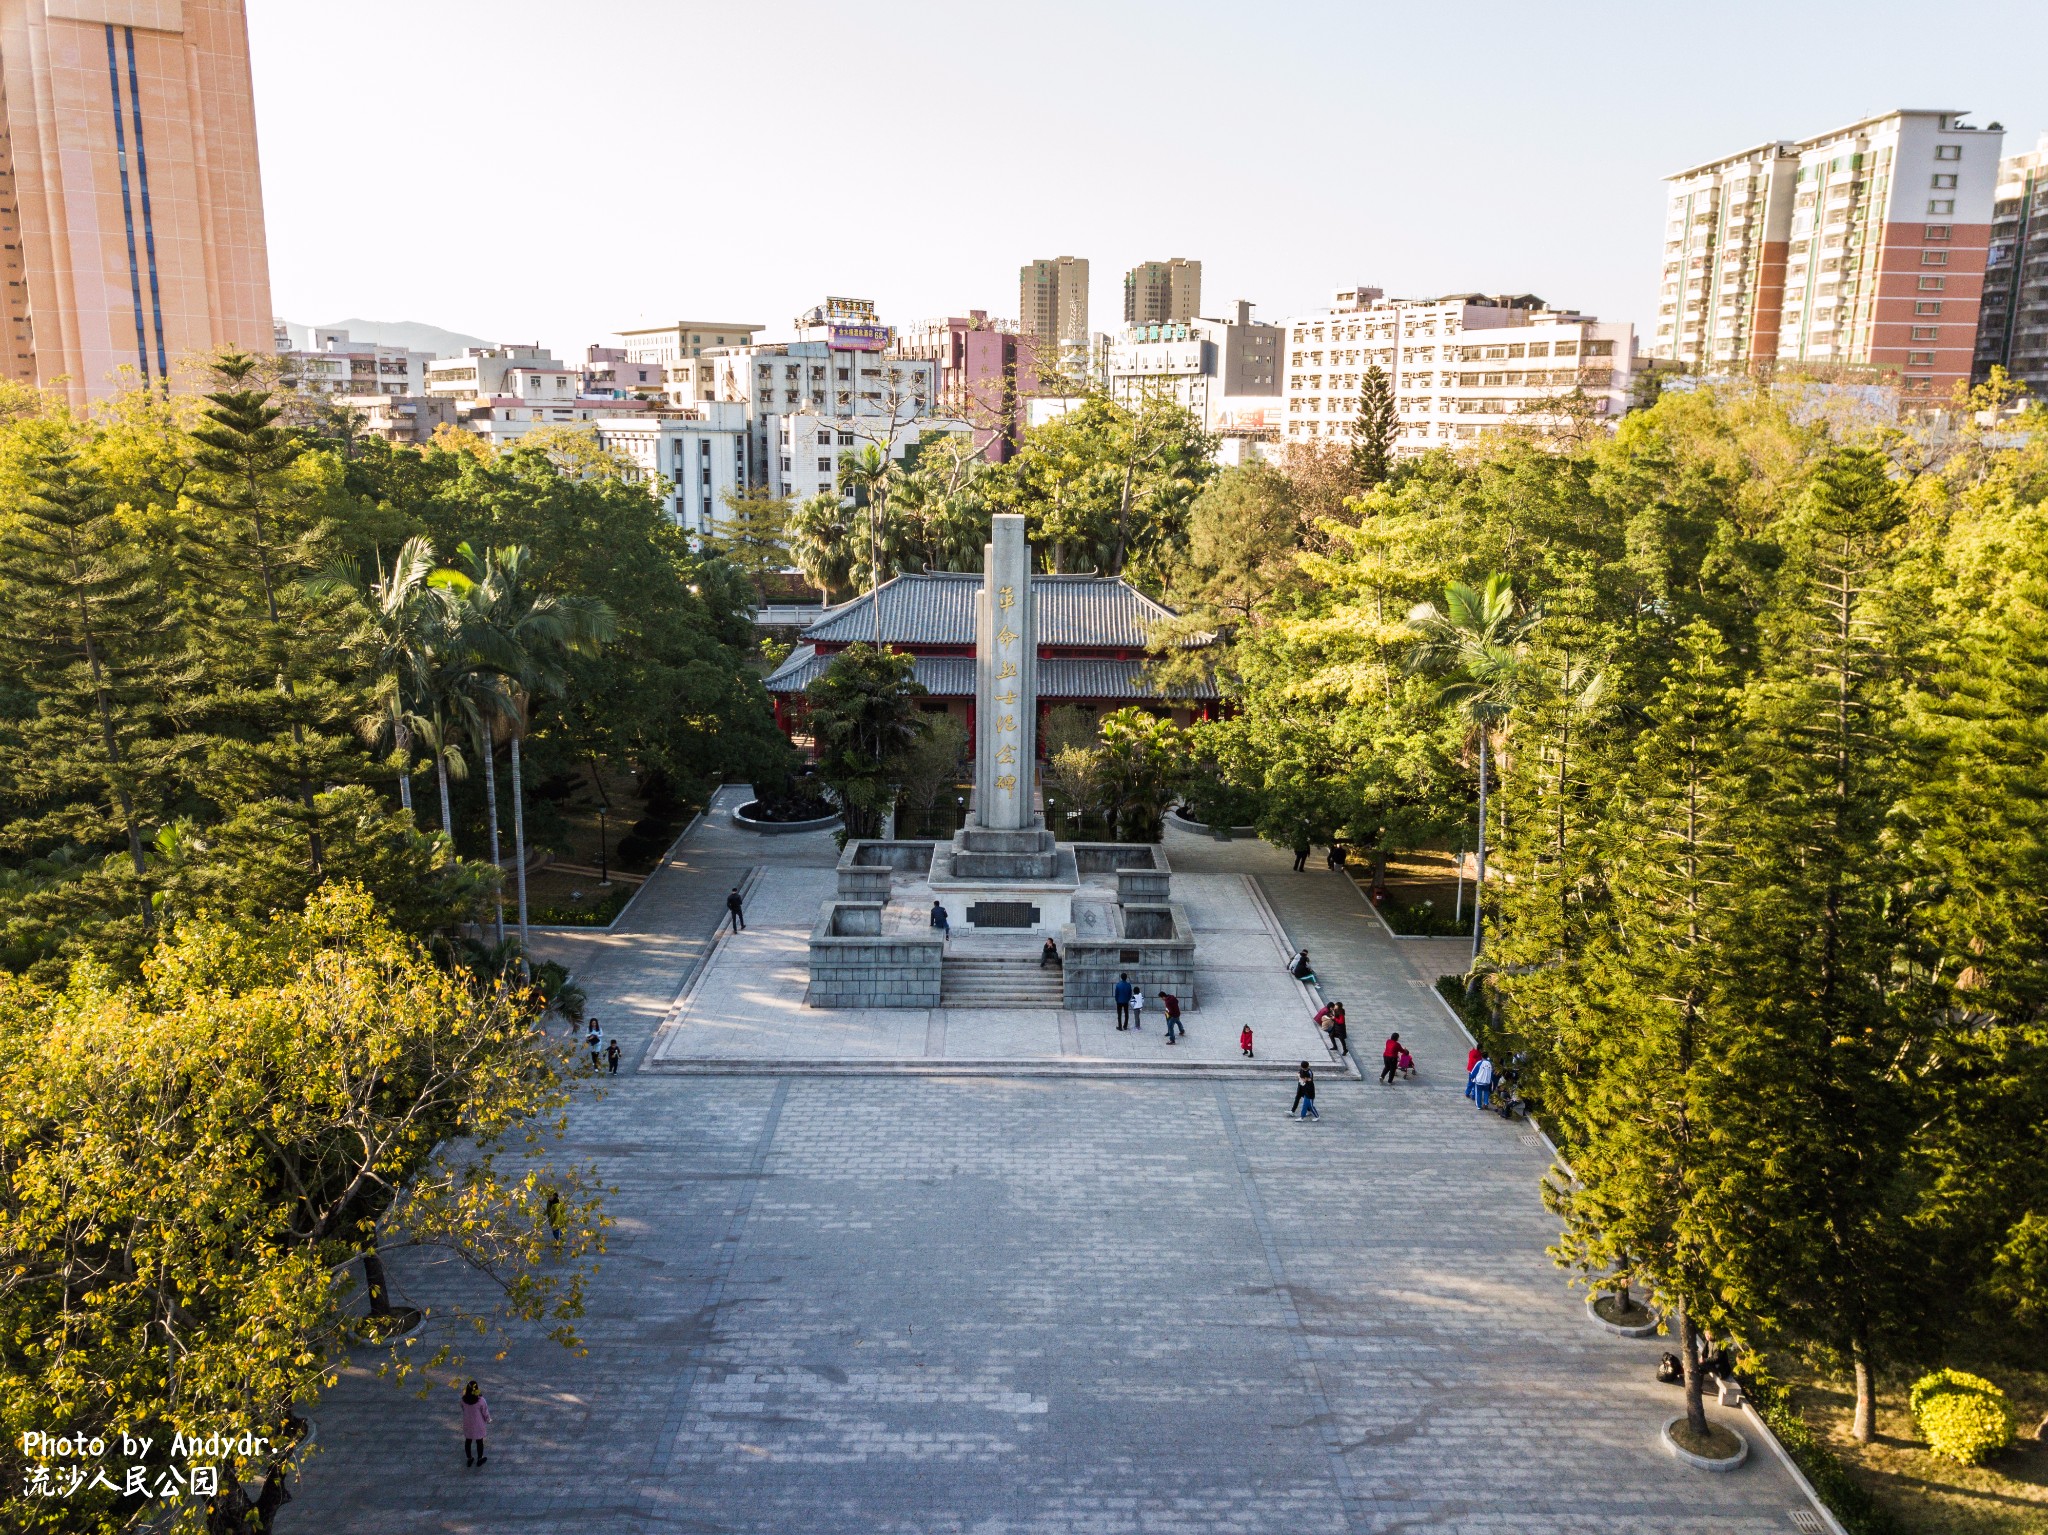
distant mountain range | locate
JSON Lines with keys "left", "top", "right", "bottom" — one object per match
{"left": 280, "top": 318, "right": 495, "bottom": 357}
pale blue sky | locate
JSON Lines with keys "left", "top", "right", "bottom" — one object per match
{"left": 248, "top": 0, "right": 2048, "bottom": 357}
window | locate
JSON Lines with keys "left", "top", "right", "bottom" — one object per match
{"left": 779, "top": 457, "right": 791, "bottom": 472}
{"left": 1915, "top": 300, "right": 1943, "bottom": 315}
{"left": 1935, "top": 144, "right": 1962, "bottom": 162}
{"left": 1911, "top": 325, "right": 1939, "bottom": 340}
{"left": 839, "top": 432, "right": 854, "bottom": 445}
{"left": 1923, "top": 250, "right": 1950, "bottom": 266}
{"left": 1908, "top": 351, "right": 1936, "bottom": 366}
{"left": 817, "top": 457, "right": 832, "bottom": 472}
{"left": 1903, "top": 376, "right": 1933, "bottom": 393}
{"left": 1929, "top": 199, "right": 1955, "bottom": 215}
{"left": 1931, "top": 174, "right": 1958, "bottom": 190}
{"left": 1918, "top": 276, "right": 1947, "bottom": 291}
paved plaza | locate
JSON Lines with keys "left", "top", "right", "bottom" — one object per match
{"left": 646, "top": 866, "right": 1336, "bottom": 1072}
{"left": 283, "top": 793, "right": 1821, "bottom": 1533}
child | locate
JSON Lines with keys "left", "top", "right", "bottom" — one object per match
{"left": 1240, "top": 1023, "right": 1255, "bottom": 1058}
{"left": 1398, "top": 1045, "right": 1416, "bottom": 1080}
{"left": 1130, "top": 986, "right": 1145, "bottom": 1029}
{"left": 606, "top": 1039, "right": 622, "bottom": 1075}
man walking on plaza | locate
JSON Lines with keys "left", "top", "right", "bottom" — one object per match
{"left": 1381, "top": 1031, "right": 1402, "bottom": 1084}
{"left": 1161, "top": 991, "right": 1182, "bottom": 1044}
{"left": 1114, "top": 973, "right": 1133, "bottom": 1030}
{"left": 1291, "top": 1062, "right": 1319, "bottom": 1120}
{"left": 725, "top": 886, "right": 745, "bottom": 933}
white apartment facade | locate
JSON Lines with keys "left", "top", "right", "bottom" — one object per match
{"left": 1103, "top": 303, "right": 1283, "bottom": 438}
{"left": 424, "top": 344, "right": 570, "bottom": 400}
{"left": 593, "top": 403, "right": 750, "bottom": 537}
{"left": 276, "top": 326, "right": 432, "bottom": 397}
{"left": 699, "top": 338, "right": 945, "bottom": 498}
{"left": 1281, "top": 289, "right": 1635, "bottom": 453}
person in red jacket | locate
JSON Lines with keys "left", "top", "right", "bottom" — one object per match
{"left": 1466, "top": 1044, "right": 1484, "bottom": 1100}
{"left": 1380, "top": 1031, "right": 1402, "bottom": 1084}
{"left": 1240, "top": 1024, "right": 1255, "bottom": 1058}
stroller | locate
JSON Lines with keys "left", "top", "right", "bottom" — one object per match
{"left": 1492, "top": 1051, "right": 1532, "bottom": 1121}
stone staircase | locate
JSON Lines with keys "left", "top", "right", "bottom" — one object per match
{"left": 939, "top": 955, "right": 1065, "bottom": 1008}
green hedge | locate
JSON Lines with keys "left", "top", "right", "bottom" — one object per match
{"left": 533, "top": 884, "right": 634, "bottom": 928}
{"left": 1740, "top": 1365, "right": 1904, "bottom": 1535}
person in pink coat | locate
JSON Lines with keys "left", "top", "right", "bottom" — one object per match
{"left": 461, "top": 1380, "right": 492, "bottom": 1467}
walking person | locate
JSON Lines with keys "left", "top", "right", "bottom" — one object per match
{"left": 1397, "top": 1044, "right": 1415, "bottom": 1080}
{"left": 1161, "top": 992, "right": 1182, "bottom": 1044}
{"left": 1326, "top": 844, "right": 1345, "bottom": 872}
{"left": 1291, "top": 1062, "right": 1319, "bottom": 1121}
{"left": 586, "top": 1023, "right": 603, "bottom": 1071}
{"left": 461, "top": 1380, "right": 492, "bottom": 1467}
{"left": 606, "top": 1039, "right": 621, "bottom": 1075}
{"left": 1465, "top": 1043, "right": 1483, "bottom": 1101}
{"left": 1292, "top": 839, "right": 1310, "bottom": 872}
{"left": 1469, "top": 1050, "right": 1496, "bottom": 1110}
{"left": 1327, "top": 1007, "right": 1350, "bottom": 1059}
{"left": 1130, "top": 985, "right": 1145, "bottom": 1029}
{"left": 725, "top": 886, "right": 745, "bottom": 933}
{"left": 1240, "top": 1023, "right": 1255, "bottom": 1058}
{"left": 1380, "top": 1031, "right": 1402, "bottom": 1084}
{"left": 1113, "top": 973, "right": 1133, "bottom": 1030}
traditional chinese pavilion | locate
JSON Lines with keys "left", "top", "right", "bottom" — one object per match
{"left": 763, "top": 570, "right": 1216, "bottom": 751}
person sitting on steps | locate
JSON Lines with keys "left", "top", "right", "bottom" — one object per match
{"left": 1040, "top": 937, "right": 1061, "bottom": 968}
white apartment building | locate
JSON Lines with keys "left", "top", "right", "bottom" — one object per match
{"left": 1103, "top": 301, "right": 1282, "bottom": 436}
{"left": 424, "top": 344, "right": 570, "bottom": 400}
{"left": 593, "top": 403, "right": 749, "bottom": 538}
{"left": 456, "top": 401, "right": 745, "bottom": 539}
{"left": 276, "top": 326, "right": 432, "bottom": 397}
{"left": 701, "top": 338, "right": 944, "bottom": 498}
{"left": 1280, "top": 288, "right": 1635, "bottom": 453}
{"left": 613, "top": 319, "right": 766, "bottom": 366}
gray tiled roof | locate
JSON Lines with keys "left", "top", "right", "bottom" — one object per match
{"left": 798, "top": 571, "right": 1195, "bottom": 649}
{"left": 763, "top": 645, "right": 1216, "bottom": 701}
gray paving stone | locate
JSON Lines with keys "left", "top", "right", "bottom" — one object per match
{"left": 282, "top": 808, "right": 1814, "bottom": 1533}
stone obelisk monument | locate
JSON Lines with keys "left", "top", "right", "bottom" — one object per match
{"left": 972, "top": 513, "right": 1037, "bottom": 829}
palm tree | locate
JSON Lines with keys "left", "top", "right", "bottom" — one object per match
{"left": 434, "top": 544, "right": 613, "bottom": 954}
{"left": 315, "top": 535, "right": 446, "bottom": 815}
{"left": 787, "top": 490, "right": 856, "bottom": 604}
{"left": 839, "top": 443, "right": 894, "bottom": 644}
{"left": 1407, "top": 574, "right": 1535, "bottom": 967}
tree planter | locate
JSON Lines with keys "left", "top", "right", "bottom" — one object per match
{"left": 1586, "top": 1293, "right": 1663, "bottom": 1338}
{"left": 1662, "top": 1416, "right": 1748, "bottom": 1471}
{"left": 1166, "top": 808, "right": 1256, "bottom": 839}
{"left": 734, "top": 801, "right": 840, "bottom": 834}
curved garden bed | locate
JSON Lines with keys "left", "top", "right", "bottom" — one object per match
{"left": 1662, "top": 1416, "right": 1749, "bottom": 1471}
{"left": 1586, "top": 1293, "right": 1663, "bottom": 1338}
{"left": 1166, "top": 807, "right": 1257, "bottom": 838}
{"left": 734, "top": 799, "right": 840, "bottom": 834}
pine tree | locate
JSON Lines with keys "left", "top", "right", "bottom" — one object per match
{"left": 1710, "top": 447, "right": 1923, "bottom": 1443}
{"left": 184, "top": 353, "right": 366, "bottom": 878}
{"left": 1539, "top": 621, "right": 1743, "bottom": 1440}
{"left": 1348, "top": 363, "right": 1397, "bottom": 493}
{"left": 0, "top": 444, "right": 189, "bottom": 951}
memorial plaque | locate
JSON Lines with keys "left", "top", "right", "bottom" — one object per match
{"left": 967, "top": 901, "right": 1041, "bottom": 929}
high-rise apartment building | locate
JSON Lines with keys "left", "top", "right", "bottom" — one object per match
{"left": 1657, "top": 110, "right": 2002, "bottom": 404}
{"left": 1019, "top": 256, "right": 1089, "bottom": 354}
{"left": 1973, "top": 133, "right": 2048, "bottom": 393}
{"left": 0, "top": 0, "right": 273, "bottom": 404}
{"left": 1123, "top": 258, "right": 1201, "bottom": 325}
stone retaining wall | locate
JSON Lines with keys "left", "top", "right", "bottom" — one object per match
{"left": 806, "top": 901, "right": 944, "bottom": 1008}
